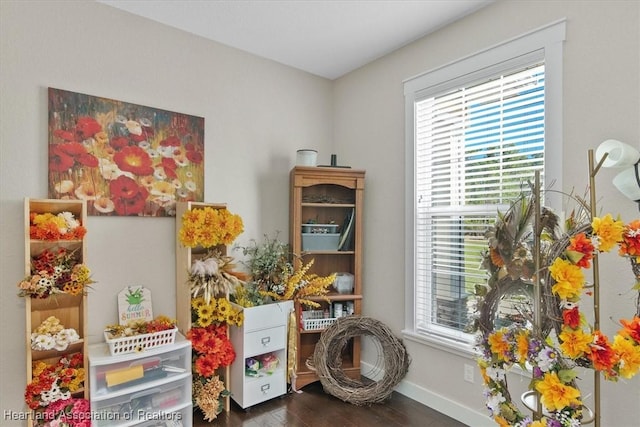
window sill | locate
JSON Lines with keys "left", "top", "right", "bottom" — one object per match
{"left": 401, "top": 329, "right": 479, "bottom": 359}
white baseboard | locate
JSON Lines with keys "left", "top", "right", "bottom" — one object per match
{"left": 361, "top": 361, "right": 491, "bottom": 427}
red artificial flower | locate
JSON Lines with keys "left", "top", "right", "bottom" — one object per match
{"left": 49, "top": 146, "right": 75, "bottom": 172}
{"left": 619, "top": 220, "right": 640, "bottom": 257}
{"left": 562, "top": 307, "right": 581, "bottom": 329}
{"left": 114, "top": 146, "right": 154, "bottom": 176}
{"left": 75, "top": 116, "right": 102, "bottom": 139}
{"left": 195, "top": 353, "right": 220, "bottom": 377}
{"left": 110, "top": 136, "right": 130, "bottom": 150}
{"left": 568, "top": 233, "right": 595, "bottom": 268}
{"left": 620, "top": 317, "right": 640, "bottom": 343}
{"left": 587, "top": 331, "right": 619, "bottom": 374}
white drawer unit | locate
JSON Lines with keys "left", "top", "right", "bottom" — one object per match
{"left": 229, "top": 301, "right": 293, "bottom": 409}
{"left": 88, "top": 333, "right": 192, "bottom": 427}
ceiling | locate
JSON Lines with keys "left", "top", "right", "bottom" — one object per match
{"left": 98, "top": 0, "right": 494, "bottom": 80}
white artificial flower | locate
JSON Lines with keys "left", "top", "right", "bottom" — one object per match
{"left": 191, "top": 259, "right": 207, "bottom": 276}
{"left": 486, "top": 391, "right": 506, "bottom": 413}
{"left": 32, "top": 334, "right": 55, "bottom": 351}
{"left": 486, "top": 366, "right": 506, "bottom": 382}
{"left": 58, "top": 211, "right": 79, "bottom": 231}
{"left": 203, "top": 257, "right": 219, "bottom": 276}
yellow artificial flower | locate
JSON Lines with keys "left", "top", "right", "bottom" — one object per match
{"left": 535, "top": 371, "right": 581, "bottom": 411}
{"left": 559, "top": 327, "right": 593, "bottom": 358}
{"left": 488, "top": 329, "right": 510, "bottom": 360}
{"left": 592, "top": 214, "right": 624, "bottom": 252}
{"left": 494, "top": 416, "right": 510, "bottom": 427}
{"left": 530, "top": 420, "right": 547, "bottom": 427}
{"left": 197, "top": 304, "right": 214, "bottom": 320}
{"left": 197, "top": 314, "right": 213, "bottom": 327}
{"left": 612, "top": 335, "right": 640, "bottom": 379}
{"left": 549, "top": 258, "right": 585, "bottom": 300}
{"left": 191, "top": 297, "right": 206, "bottom": 310}
{"left": 516, "top": 330, "right": 530, "bottom": 364}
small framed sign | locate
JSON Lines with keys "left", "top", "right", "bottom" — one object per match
{"left": 118, "top": 286, "right": 153, "bottom": 325}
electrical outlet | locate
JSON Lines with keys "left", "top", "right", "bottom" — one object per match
{"left": 464, "top": 364, "right": 475, "bottom": 383}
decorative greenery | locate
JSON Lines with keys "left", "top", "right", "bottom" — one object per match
{"left": 233, "top": 233, "right": 336, "bottom": 308}
{"left": 475, "top": 191, "right": 640, "bottom": 427}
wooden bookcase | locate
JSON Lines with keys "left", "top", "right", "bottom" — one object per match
{"left": 289, "top": 166, "right": 365, "bottom": 389}
{"left": 24, "top": 198, "right": 89, "bottom": 424}
{"left": 175, "top": 201, "right": 231, "bottom": 412}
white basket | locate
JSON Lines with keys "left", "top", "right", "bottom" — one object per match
{"left": 104, "top": 327, "right": 178, "bottom": 356}
{"left": 302, "top": 317, "right": 337, "bottom": 331}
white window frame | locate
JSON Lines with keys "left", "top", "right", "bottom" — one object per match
{"left": 403, "top": 20, "right": 566, "bottom": 355}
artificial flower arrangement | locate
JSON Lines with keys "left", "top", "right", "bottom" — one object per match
{"left": 177, "top": 206, "right": 246, "bottom": 421}
{"left": 187, "top": 296, "right": 243, "bottom": 421}
{"left": 233, "top": 233, "right": 336, "bottom": 308}
{"left": 178, "top": 206, "right": 244, "bottom": 248}
{"left": 31, "top": 316, "right": 80, "bottom": 352}
{"left": 30, "top": 211, "right": 86, "bottom": 241}
{"left": 18, "top": 247, "right": 95, "bottom": 299}
{"left": 25, "top": 353, "right": 85, "bottom": 410}
{"left": 103, "top": 315, "right": 177, "bottom": 339}
{"left": 187, "top": 250, "right": 249, "bottom": 304}
{"left": 35, "top": 397, "right": 91, "bottom": 427}
{"left": 474, "top": 191, "right": 640, "bottom": 427}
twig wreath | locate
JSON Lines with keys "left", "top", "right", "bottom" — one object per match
{"left": 313, "top": 317, "right": 411, "bottom": 405}
{"left": 474, "top": 188, "right": 640, "bottom": 427}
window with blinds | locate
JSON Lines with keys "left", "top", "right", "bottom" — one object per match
{"left": 414, "top": 63, "right": 545, "bottom": 340}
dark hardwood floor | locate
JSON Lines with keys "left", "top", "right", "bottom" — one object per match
{"left": 193, "top": 381, "right": 467, "bottom": 426}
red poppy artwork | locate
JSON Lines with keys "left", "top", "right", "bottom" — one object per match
{"left": 48, "top": 87, "right": 205, "bottom": 216}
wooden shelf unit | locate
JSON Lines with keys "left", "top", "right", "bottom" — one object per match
{"left": 289, "top": 166, "right": 365, "bottom": 389}
{"left": 24, "top": 198, "right": 89, "bottom": 425}
{"left": 174, "top": 201, "right": 231, "bottom": 412}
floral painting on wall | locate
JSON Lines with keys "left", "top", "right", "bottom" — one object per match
{"left": 48, "top": 87, "right": 205, "bottom": 216}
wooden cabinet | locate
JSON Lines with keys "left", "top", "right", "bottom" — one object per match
{"left": 289, "top": 166, "right": 365, "bottom": 389}
{"left": 228, "top": 301, "right": 293, "bottom": 409}
{"left": 88, "top": 334, "right": 192, "bottom": 426}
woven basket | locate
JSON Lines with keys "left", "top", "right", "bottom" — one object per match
{"left": 104, "top": 327, "right": 177, "bottom": 356}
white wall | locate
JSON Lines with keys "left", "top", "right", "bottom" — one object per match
{"left": 2, "top": 1, "right": 639, "bottom": 426}
{"left": 334, "top": 0, "right": 639, "bottom": 426}
{"left": 0, "top": 1, "right": 332, "bottom": 424}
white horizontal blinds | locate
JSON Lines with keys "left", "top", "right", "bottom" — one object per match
{"left": 415, "top": 62, "right": 545, "bottom": 335}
